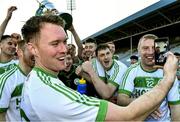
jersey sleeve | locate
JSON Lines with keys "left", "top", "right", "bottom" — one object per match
{"left": 91, "top": 58, "right": 105, "bottom": 78}
{"left": 167, "top": 78, "right": 180, "bottom": 105}
{"left": 118, "top": 67, "right": 136, "bottom": 96}
{"left": 0, "top": 72, "right": 15, "bottom": 112}
{"left": 108, "top": 62, "right": 127, "bottom": 88}
{"left": 26, "top": 79, "right": 108, "bottom": 121}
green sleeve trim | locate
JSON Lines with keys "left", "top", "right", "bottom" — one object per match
{"left": 34, "top": 67, "right": 57, "bottom": 78}
{"left": 100, "top": 76, "right": 109, "bottom": 84}
{"left": 0, "top": 108, "right": 8, "bottom": 113}
{"left": 108, "top": 80, "right": 119, "bottom": 87}
{"left": 118, "top": 89, "right": 131, "bottom": 96}
{"left": 96, "top": 100, "right": 108, "bottom": 122}
{"left": 113, "top": 55, "right": 119, "bottom": 60}
{"left": 100, "top": 76, "right": 106, "bottom": 81}
{"left": 168, "top": 100, "right": 180, "bottom": 105}
{"left": 20, "top": 109, "right": 30, "bottom": 122}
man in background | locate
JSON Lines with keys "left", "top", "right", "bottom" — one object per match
{"left": 0, "top": 6, "right": 19, "bottom": 74}
{"left": 76, "top": 44, "right": 127, "bottom": 100}
{"left": 0, "top": 40, "right": 34, "bottom": 121}
{"left": 118, "top": 34, "right": 180, "bottom": 121}
{"left": 106, "top": 41, "right": 119, "bottom": 60}
{"left": 130, "top": 55, "right": 138, "bottom": 65}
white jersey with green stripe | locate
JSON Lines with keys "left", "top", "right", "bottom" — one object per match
{"left": 91, "top": 58, "right": 105, "bottom": 79}
{"left": 119, "top": 62, "right": 180, "bottom": 122}
{"left": 0, "top": 60, "right": 19, "bottom": 75}
{"left": 20, "top": 67, "right": 108, "bottom": 121}
{"left": 0, "top": 64, "right": 26, "bottom": 121}
{"left": 92, "top": 58, "right": 127, "bottom": 87}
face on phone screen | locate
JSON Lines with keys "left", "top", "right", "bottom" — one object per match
{"left": 154, "top": 38, "right": 169, "bottom": 66}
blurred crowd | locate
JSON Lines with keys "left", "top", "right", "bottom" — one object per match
{"left": 0, "top": 5, "right": 180, "bottom": 122}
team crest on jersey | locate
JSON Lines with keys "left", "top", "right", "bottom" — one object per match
{"left": 74, "top": 78, "right": 80, "bottom": 85}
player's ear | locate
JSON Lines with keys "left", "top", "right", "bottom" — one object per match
{"left": 27, "top": 42, "right": 38, "bottom": 57}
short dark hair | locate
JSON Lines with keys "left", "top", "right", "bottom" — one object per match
{"left": 1, "top": 35, "right": 11, "bottom": 42}
{"left": 95, "top": 44, "right": 110, "bottom": 56}
{"left": 68, "top": 44, "right": 76, "bottom": 49}
{"left": 84, "top": 38, "right": 97, "bottom": 45}
{"left": 130, "top": 55, "right": 138, "bottom": 60}
{"left": 66, "top": 50, "right": 73, "bottom": 57}
{"left": 174, "top": 52, "right": 180, "bottom": 56}
{"left": 21, "top": 15, "right": 65, "bottom": 43}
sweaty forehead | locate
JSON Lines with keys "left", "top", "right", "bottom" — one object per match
{"left": 40, "top": 24, "right": 67, "bottom": 40}
{"left": 2, "top": 38, "right": 17, "bottom": 45}
{"left": 140, "top": 38, "right": 154, "bottom": 47}
{"left": 1, "top": 37, "right": 11, "bottom": 42}
{"left": 85, "top": 42, "right": 96, "bottom": 46}
{"left": 98, "top": 48, "right": 110, "bottom": 54}
{"left": 107, "top": 43, "right": 115, "bottom": 46}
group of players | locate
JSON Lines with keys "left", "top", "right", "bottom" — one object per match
{"left": 0, "top": 6, "right": 180, "bottom": 122}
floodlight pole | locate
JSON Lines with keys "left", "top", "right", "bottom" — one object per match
{"left": 130, "top": 37, "right": 132, "bottom": 55}
{"left": 67, "top": 0, "right": 76, "bottom": 44}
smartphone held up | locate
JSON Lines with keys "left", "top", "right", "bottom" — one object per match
{"left": 154, "top": 37, "right": 169, "bottom": 66}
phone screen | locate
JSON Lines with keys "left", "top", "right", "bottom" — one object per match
{"left": 154, "top": 37, "right": 169, "bottom": 66}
